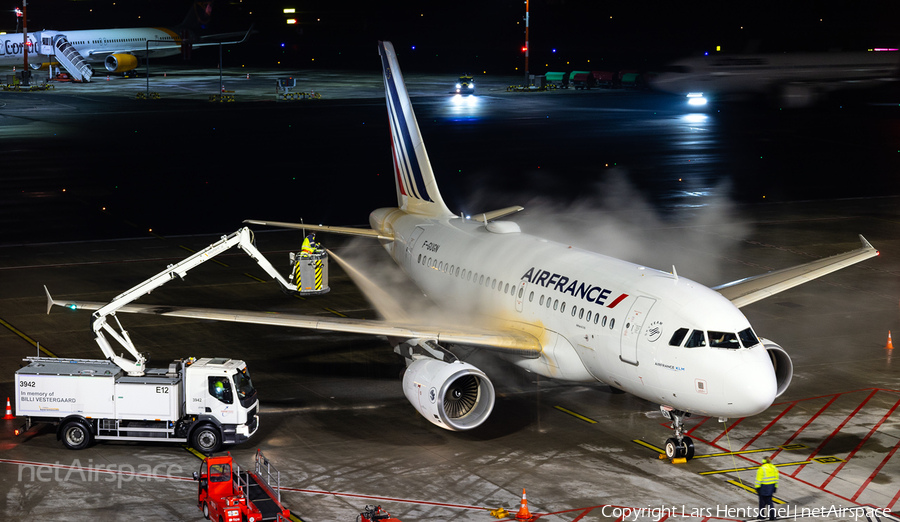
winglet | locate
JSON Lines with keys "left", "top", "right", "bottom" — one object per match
{"left": 44, "top": 285, "right": 55, "bottom": 315}
{"left": 860, "top": 234, "right": 878, "bottom": 255}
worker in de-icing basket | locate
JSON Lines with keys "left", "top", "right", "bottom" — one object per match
{"left": 301, "top": 233, "right": 318, "bottom": 257}
{"left": 755, "top": 456, "right": 779, "bottom": 520}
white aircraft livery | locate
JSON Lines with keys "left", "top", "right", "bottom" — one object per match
{"left": 0, "top": 2, "right": 248, "bottom": 82}
{"left": 651, "top": 51, "right": 900, "bottom": 108}
{"left": 49, "top": 41, "right": 879, "bottom": 460}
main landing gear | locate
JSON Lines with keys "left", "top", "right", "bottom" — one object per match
{"left": 660, "top": 406, "right": 694, "bottom": 460}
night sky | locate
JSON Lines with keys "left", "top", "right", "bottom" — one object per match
{"left": 6, "top": 1, "right": 900, "bottom": 73}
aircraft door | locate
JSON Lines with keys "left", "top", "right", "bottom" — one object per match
{"left": 619, "top": 296, "right": 656, "bottom": 365}
{"left": 516, "top": 281, "right": 527, "bottom": 312}
{"left": 405, "top": 226, "right": 425, "bottom": 267}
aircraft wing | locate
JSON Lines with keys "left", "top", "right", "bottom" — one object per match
{"left": 45, "top": 291, "right": 542, "bottom": 358}
{"left": 712, "top": 235, "right": 878, "bottom": 308}
{"left": 244, "top": 220, "right": 394, "bottom": 241}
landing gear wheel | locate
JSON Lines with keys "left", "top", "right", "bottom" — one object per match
{"left": 682, "top": 436, "right": 695, "bottom": 460}
{"left": 665, "top": 437, "right": 679, "bottom": 458}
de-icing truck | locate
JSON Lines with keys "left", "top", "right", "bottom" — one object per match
{"left": 14, "top": 228, "right": 317, "bottom": 453}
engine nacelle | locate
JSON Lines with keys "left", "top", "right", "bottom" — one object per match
{"left": 761, "top": 340, "right": 793, "bottom": 397}
{"left": 402, "top": 358, "right": 495, "bottom": 431}
{"left": 105, "top": 53, "right": 138, "bottom": 73}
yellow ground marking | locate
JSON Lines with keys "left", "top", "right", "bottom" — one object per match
{"left": 700, "top": 460, "right": 812, "bottom": 475}
{"left": 726, "top": 479, "right": 786, "bottom": 504}
{"left": 693, "top": 444, "right": 808, "bottom": 459}
{"left": 181, "top": 444, "right": 207, "bottom": 460}
{"left": 554, "top": 406, "right": 597, "bottom": 424}
{"left": 244, "top": 273, "right": 268, "bottom": 283}
{"left": 293, "top": 294, "right": 306, "bottom": 301}
{"left": 632, "top": 439, "right": 666, "bottom": 454}
{"left": 178, "top": 245, "right": 229, "bottom": 267}
{"left": 323, "top": 307, "right": 347, "bottom": 318}
{"left": 0, "top": 317, "right": 57, "bottom": 357}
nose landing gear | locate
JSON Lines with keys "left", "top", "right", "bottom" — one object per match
{"left": 661, "top": 406, "right": 694, "bottom": 460}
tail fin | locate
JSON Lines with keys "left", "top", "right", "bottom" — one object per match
{"left": 178, "top": 1, "right": 213, "bottom": 32}
{"left": 378, "top": 41, "right": 455, "bottom": 218}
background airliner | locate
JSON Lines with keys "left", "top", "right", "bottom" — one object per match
{"left": 49, "top": 41, "right": 879, "bottom": 460}
{"left": 0, "top": 1, "right": 249, "bottom": 81}
{"left": 651, "top": 51, "right": 900, "bottom": 108}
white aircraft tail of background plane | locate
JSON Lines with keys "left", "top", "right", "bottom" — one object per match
{"left": 48, "top": 40, "right": 879, "bottom": 460}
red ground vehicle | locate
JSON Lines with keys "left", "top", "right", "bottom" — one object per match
{"left": 194, "top": 450, "right": 291, "bottom": 522}
{"left": 358, "top": 505, "right": 403, "bottom": 522}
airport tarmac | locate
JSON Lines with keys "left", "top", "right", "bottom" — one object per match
{"left": 1, "top": 67, "right": 900, "bottom": 521}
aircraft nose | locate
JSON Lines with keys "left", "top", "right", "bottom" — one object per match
{"left": 723, "top": 358, "right": 777, "bottom": 417}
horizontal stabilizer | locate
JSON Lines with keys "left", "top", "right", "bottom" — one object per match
{"left": 46, "top": 298, "right": 542, "bottom": 358}
{"left": 243, "top": 219, "right": 394, "bottom": 241}
{"left": 713, "top": 235, "right": 878, "bottom": 308}
{"left": 472, "top": 206, "right": 525, "bottom": 222}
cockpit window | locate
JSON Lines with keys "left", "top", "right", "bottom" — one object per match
{"left": 684, "top": 330, "right": 706, "bottom": 348}
{"left": 708, "top": 331, "right": 740, "bottom": 349}
{"left": 669, "top": 328, "right": 689, "bottom": 347}
{"left": 738, "top": 327, "right": 759, "bottom": 348}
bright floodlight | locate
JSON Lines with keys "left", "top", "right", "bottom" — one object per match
{"left": 687, "top": 92, "right": 707, "bottom": 106}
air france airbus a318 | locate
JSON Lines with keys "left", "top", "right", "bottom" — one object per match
{"left": 51, "top": 41, "right": 878, "bottom": 460}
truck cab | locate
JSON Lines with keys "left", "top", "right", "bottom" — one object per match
{"left": 184, "top": 358, "right": 259, "bottom": 450}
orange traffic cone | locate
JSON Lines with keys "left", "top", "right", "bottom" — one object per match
{"left": 886, "top": 331, "right": 894, "bottom": 350}
{"left": 515, "top": 488, "right": 531, "bottom": 520}
{"left": 3, "top": 397, "right": 14, "bottom": 420}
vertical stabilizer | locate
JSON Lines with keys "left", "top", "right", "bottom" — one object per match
{"left": 378, "top": 41, "right": 455, "bottom": 218}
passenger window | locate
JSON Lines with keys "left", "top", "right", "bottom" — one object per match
{"left": 571, "top": 306, "right": 577, "bottom": 317}
{"left": 610, "top": 318, "right": 615, "bottom": 329}
{"left": 505, "top": 283, "right": 510, "bottom": 293}
{"left": 467, "top": 271, "right": 472, "bottom": 281}
{"left": 479, "top": 275, "right": 485, "bottom": 285}
{"left": 553, "top": 299, "right": 559, "bottom": 310}
{"left": 708, "top": 331, "right": 740, "bottom": 349}
{"left": 417, "top": 254, "right": 421, "bottom": 263}
{"left": 540, "top": 295, "right": 544, "bottom": 305}
{"left": 579, "top": 308, "right": 584, "bottom": 320}
{"left": 738, "top": 327, "right": 759, "bottom": 348}
{"left": 684, "top": 330, "right": 706, "bottom": 348}
{"left": 208, "top": 376, "right": 233, "bottom": 404}
{"left": 439, "top": 262, "right": 443, "bottom": 271}
{"left": 669, "top": 328, "right": 689, "bottom": 347}
{"left": 561, "top": 302, "right": 566, "bottom": 313}
{"left": 450, "top": 265, "right": 454, "bottom": 273}
{"left": 602, "top": 316, "right": 607, "bottom": 327}
{"left": 529, "top": 291, "right": 534, "bottom": 302}
{"left": 518, "top": 287, "right": 524, "bottom": 298}
{"left": 486, "top": 277, "right": 491, "bottom": 287}
{"left": 428, "top": 257, "right": 432, "bottom": 266}
{"left": 594, "top": 313, "right": 599, "bottom": 324}
{"left": 586, "top": 311, "right": 592, "bottom": 322}
{"left": 456, "top": 267, "right": 460, "bottom": 277}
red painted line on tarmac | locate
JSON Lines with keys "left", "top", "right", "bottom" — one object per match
{"left": 769, "top": 393, "right": 840, "bottom": 461}
{"left": 854, "top": 432, "right": 900, "bottom": 501}
{"left": 711, "top": 416, "right": 745, "bottom": 444}
{"left": 278, "top": 486, "right": 489, "bottom": 511}
{"left": 889, "top": 487, "right": 900, "bottom": 510}
{"left": 789, "top": 389, "right": 878, "bottom": 478}
{"left": 740, "top": 403, "right": 795, "bottom": 451}
{"left": 686, "top": 415, "right": 710, "bottom": 436}
{"left": 569, "top": 507, "right": 596, "bottom": 522}
{"left": 822, "top": 396, "right": 900, "bottom": 490}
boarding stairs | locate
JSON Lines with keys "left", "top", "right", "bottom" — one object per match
{"left": 52, "top": 37, "right": 92, "bottom": 82}
{"left": 37, "top": 32, "right": 92, "bottom": 82}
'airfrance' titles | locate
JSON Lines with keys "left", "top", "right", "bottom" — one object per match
{"left": 521, "top": 267, "right": 628, "bottom": 307}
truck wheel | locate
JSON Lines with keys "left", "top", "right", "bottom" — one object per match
{"left": 202, "top": 502, "right": 210, "bottom": 520}
{"left": 191, "top": 425, "right": 222, "bottom": 454}
{"left": 61, "top": 421, "right": 91, "bottom": 450}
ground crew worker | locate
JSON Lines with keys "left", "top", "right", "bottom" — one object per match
{"left": 755, "top": 456, "right": 779, "bottom": 520}
{"left": 301, "top": 233, "right": 316, "bottom": 256}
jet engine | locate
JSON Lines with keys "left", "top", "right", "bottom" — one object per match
{"left": 402, "top": 358, "right": 495, "bottom": 431}
{"left": 105, "top": 53, "right": 138, "bottom": 73}
{"left": 761, "top": 340, "right": 793, "bottom": 397}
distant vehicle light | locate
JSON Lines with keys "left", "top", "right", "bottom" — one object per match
{"left": 686, "top": 92, "right": 704, "bottom": 98}
{"left": 286, "top": 19, "right": 297, "bottom": 24}
{"left": 688, "top": 96, "right": 707, "bottom": 106}
{"left": 456, "top": 84, "right": 461, "bottom": 89}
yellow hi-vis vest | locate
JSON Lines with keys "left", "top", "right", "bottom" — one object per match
{"left": 755, "top": 462, "right": 779, "bottom": 488}
{"left": 301, "top": 237, "right": 314, "bottom": 254}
